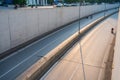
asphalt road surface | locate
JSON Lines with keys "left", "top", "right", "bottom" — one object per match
{"left": 0, "top": 9, "right": 117, "bottom": 80}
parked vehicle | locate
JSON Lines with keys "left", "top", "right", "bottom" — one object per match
{"left": 71, "top": 3, "right": 77, "bottom": 6}
{"left": 56, "top": 3, "right": 63, "bottom": 7}
{"left": 63, "top": 3, "right": 69, "bottom": 7}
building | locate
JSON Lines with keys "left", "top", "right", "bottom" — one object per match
{"left": 2, "top": 0, "right": 13, "bottom": 4}
{"left": 27, "top": 0, "right": 48, "bottom": 6}
{"left": 1, "top": 0, "right": 47, "bottom": 6}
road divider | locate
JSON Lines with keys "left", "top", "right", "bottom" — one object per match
{"left": 16, "top": 11, "right": 118, "bottom": 80}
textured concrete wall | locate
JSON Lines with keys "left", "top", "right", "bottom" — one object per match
{"left": 0, "top": 4, "right": 119, "bottom": 54}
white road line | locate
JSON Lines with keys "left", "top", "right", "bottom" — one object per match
{"left": 0, "top": 25, "right": 74, "bottom": 78}
{"left": 69, "top": 64, "right": 80, "bottom": 80}
{"left": 0, "top": 20, "right": 71, "bottom": 62}
{"left": 0, "top": 9, "right": 116, "bottom": 78}
{"left": 40, "top": 42, "right": 76, "bottom": 80}
{"left": 0, "top": 9, "right": 116, "bottom": 62}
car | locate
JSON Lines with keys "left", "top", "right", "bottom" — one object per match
{"left": 56, "top": 3, "right": 63, "bottom": 7}
{"left": 63, "top": 3, "right": 69, "bottom": 7}
{"left": 71, "top": 3, "right": 77, "bottom": 6}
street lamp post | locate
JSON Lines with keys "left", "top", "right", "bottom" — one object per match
{"left": 62, "top": 0, "right": 64, "bottom": 6}
{"left": 119, "top": 1, "right": 120, "bottom": 8}
{"left": 45, "top": 0, "right": 47, "bottom": 5}
{"left": 31, "top": 0, "right": 34, "bottom": 8}
{"left": 104, "top": 1, "right": 107, "bottom": 17}
{"left": 35, "top": 0, "right": 37, "bottom": 8}
{"left": 78, "top": 1, "right": 86, "bottom": 80}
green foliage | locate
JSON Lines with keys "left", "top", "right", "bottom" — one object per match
{"left": 20, "top": 0, "right": 119, "bottom": 5}
{"left": 64, "top": 0, "right": 82, "bottom": 3}
{"left": 48, "top": 0, "right": 54, "bottom": 4}
{"left": 13, "top": 0, "right": 26, "bottom": 5}
{"left": 62, "top": 0, "right": 120, "bottom": 3}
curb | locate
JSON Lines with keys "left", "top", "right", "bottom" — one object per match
{"left": 16, "top": 11, "right": 118, "bottom": 80}
{"left": 0, "top": 7, "right": 118, "bottom": 60}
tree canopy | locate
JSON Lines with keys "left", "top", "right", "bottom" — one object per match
{"left": 13, "top": 0, "right": 26, "bottom": 5}
{"left": 48, "top": 0, "right": 120, "bottom": 4}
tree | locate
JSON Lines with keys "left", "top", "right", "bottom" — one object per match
{"left": 48, "top": 0, "right": 54, "bottom": 4}
{"left": 64, "top": 0, "right": 81, "bottom": 3}
{"left": 48, "top": 0, "right": 120, "bottom": 5}
{"left": 13, "top": 0, "right": 26, "bottom": 6}
{"left": 64, "top": 0, "right": 120, "bottom": 4}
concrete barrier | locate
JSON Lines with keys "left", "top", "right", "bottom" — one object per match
{"left": 0, "top": 4, "right": 119, "bottom": 58}
{"left": 111, "top": 9, "right": 120, "bottom": 80}
{"left": 16, "top": 11, "right": 118, "bottom": 80}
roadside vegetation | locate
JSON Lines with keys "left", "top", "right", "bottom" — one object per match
{"left": 48, "top": 0, "right": 120, "bottom": 4}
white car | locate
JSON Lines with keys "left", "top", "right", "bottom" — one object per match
{"left": 56, "top": 3, "right": 63, "bottom": 7}
{"left": 64, "top": 3, "right": 70, "bottom": 7}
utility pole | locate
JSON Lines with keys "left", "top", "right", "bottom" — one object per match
{"left": 46, "top": 0, "right": 47, "bottom": 5}
{"left": 35, "top": 0, "right": 37, "bottom": 8}
{"left": 119, "top": 1, "right": 120, "bottom": 8}
{"left": 62, "top": 0, "right": 64, "bottom": 6}
{"left": 78, "top": 0, "right": 86, "bottom": 80}
{"left": 104, "top": 0, "right": 107, "bottom": 17}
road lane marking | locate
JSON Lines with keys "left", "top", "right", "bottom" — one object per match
{"left": 0, "top": 9, "right": 116, "bottom": 62}
{"left": 0, "top": 9, "right": 117, "bottom": 78}
{"left": 0, "top": 24, "right": 76, "bottom": 78}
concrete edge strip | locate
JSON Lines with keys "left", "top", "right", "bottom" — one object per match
{"left": 16, "top": 11, "right": 118, "bottom": 80}
{"left": 0, "top": 7, "right": 119, "bottom": 60}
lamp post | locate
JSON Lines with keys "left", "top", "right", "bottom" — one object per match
{"left": 45, "top": 0, "right": 47, "bottom": 5}
{"left": 62, "top": 0, "right": 64, "bottom": 6}
{"left": 35, "top": 0, "right": 37, "bottom": 8}
{"left": 104, "top": 2, "right": 106, "bottom": 16}
{"left": 78, "top": 0, "right": 86, "bottom": 80}
{"left": 31, "top": 0, "right": 34, "bottom": 8}
{"left": 119, "top": 1, "right": 120, "bottom": 8}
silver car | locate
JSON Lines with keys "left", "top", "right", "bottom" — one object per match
{"left": 56, "top": 3, "right": 63, "bottom": 7}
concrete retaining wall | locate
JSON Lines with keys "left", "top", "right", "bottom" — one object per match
{"left": 16, "top": 11, "right": 118, "bottom": 80}
{"left": 0, "top": 4, "right": 119, "bottom": 54}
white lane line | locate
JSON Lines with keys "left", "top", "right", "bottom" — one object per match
{"left": 0, "top": 20, "right": 78, "bottom": 78}
{"left": 0, "top": 20, "right": 71, "bottom": 62}
{"left": 0, "top": 8, "right": 116, "bottom": 62}
{"left": 41, "top": 10, "right": 117, "bottom": 80}
{"left": 0, "top": 9, "right": 116, "bottom": 78}
{"left": 40, "top": 43, "right": 75, "bottom": 80}
{"left": 69, "top": 64, "right": 80, "bottom": 80}
{"left": 0, "top": 24, "right": 74, "bottom": 78}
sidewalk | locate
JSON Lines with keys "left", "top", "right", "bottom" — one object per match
{"left": 112, "top": 10, "right": 120, "bottom": 80}
{"left": 41, "top": 13, "right": 118, "bottom": 80}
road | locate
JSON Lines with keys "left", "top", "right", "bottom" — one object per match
{"left": 40, "top": 13, "right": 118, "bottom": 80}
{"left": 0, "top": 9, "right": 118, "bottom": 80}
